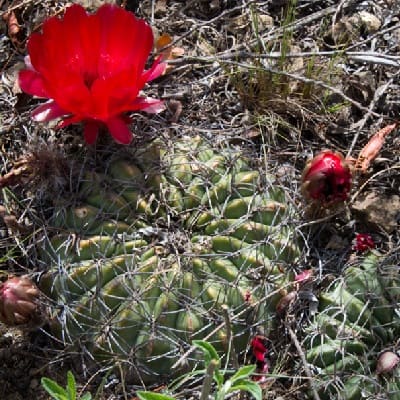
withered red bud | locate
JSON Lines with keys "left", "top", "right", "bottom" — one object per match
{"left": 250, "top": 335, "right": 269, "bottom": 382}
{"left": 0, "top": 276, "right": 41, "bottom": 326}
{"left": 276, "top": 291, "right": 297, "bottom": 314}
{"left": 301, "top": 150, "right": 352, "bottom": 205}
{"left": 250, "top": 335, "right": 269, "bottom": 362}
{"left": 353, "top": 233, "right": 375, "bottom": 252}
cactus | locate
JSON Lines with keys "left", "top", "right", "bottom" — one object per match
{"left": 305, "top": 251, "right": 400, "bottom": 400}
{"left": 38, "top": 136, "right": 300, "bottom": 382}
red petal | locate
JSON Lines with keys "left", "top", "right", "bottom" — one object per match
{"left": 141, "top": 55, "right": 166, "bottom": 83}
{"left": 106, "top": 117, "right": 133, "bottom": 144}
{"left": 32, "top": 101, "right": 67, "bottom": 122}
{"left": 131, "top": 97, "right": 165, "bottom": 113}
{"left": 96, "top": 5, "right": 153, "bottom": 79}
{"left": 18, "top": 69, "right": 49, "bottom": 98}
{"left": 27, "top": 6, "right": 93, "bottom": 112}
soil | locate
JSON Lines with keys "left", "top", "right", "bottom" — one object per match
{"left": 0, "top": 0, "right": 399, "bottom": 399}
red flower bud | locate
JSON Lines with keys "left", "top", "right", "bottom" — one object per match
{"left": 0, "top": 276, "right": 41, "bottom": 326}
{"left": 250, "top": 335, "right": 269, "bottom": 382}
{"left": 353, "top": 233, "right": 375, "bottom": 252}
{"left": 301, "top": 150, "right": 352, "bottom": 205}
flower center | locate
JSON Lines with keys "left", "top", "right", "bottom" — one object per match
{"left": 83, "top": 72, "right": 97, "bottom": 89}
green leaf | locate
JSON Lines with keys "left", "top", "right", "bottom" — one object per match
{"left": 66, "top": 371, "right": 77, "bottom": 400}
{"left": 192, "top": 340, "right": 220, "bottom": 365}
{"left": 136, "top": 391, "right": 176, "bottom": 400}
{"left": 214, "top": 369, "right": 224, "bottom": 388}
{"left": 41, "top": 377, "right": 68, "bottom": 400}
{"left": 228, "top": 381, "right": 262, "bottom": 400}
{"left": 230, "top": 364, "right": 256, "bottom": 383}
{"left": 80, "top": 393, "right": 92, "bottom": 400}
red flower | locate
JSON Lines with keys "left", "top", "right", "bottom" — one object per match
{"left": 353, "top": 233, "right": 375, "bottom": 252}
{"left": 301, "top": 150, "right": 352, "bottom": 205}
{"left": 18, "top": 4, "right": 166, "bottom": 145}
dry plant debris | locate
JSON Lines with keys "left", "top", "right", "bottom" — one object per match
{"left": 0, "top": 0, "right": 399, "bottom": 399}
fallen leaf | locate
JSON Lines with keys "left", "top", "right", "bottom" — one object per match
{"left": 355, "top": 122, "right": 399, "bottom": 173}
{"left": 2, "top": 10, "right": 25, "bottom": 51}
{"left": 155, "top": 33, "right": 184, "bottom": 74}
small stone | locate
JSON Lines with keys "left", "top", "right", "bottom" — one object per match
{"left": 352, "top": 192, "right": 400, "bottom": 233}
{"left": 258, "top": 14, "right": 274, "bottom": 31}
{"left": 358, "top": 11, "right": 381, "bottom": 33}
{"left": 331, "top": 15, "right": 361, "bottom": 46}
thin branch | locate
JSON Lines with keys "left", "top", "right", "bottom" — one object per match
{"left": 285, "top": 322, "right": 322, "bottom": 400}
{"left": 200, "top": 359, "right": 218, "bottom": 400}
{"left": 221, "top": 305, "right": 240, "bottom": 370}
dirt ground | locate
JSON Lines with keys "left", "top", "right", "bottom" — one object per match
{"left": 0, "top": 0, "right": 399, "bottom": 399}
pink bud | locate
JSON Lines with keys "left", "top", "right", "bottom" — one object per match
{"left": 376, "top": 351, "right": 400, "bottom": 375}
{"left": 301, "top": 150, "right": 352, "bottom": 205}
{"left": 0, "top": 276, "right": 41, "bottom": 326}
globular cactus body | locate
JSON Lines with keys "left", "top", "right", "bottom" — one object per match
{"left": 305, "top": 252, "right": 400, "bottom": 399}
{"left": 38, "top": 136, "right": 300, "bottom": 382}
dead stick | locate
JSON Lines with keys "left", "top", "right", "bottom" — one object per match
{"left": 221, "top": 305, "right": 240, "bottom": 370}
{"left": 285, "top": 322, "right": 321, "bottom": 400}
{"left": 200, "top": 359, "right": 218, "bottom": 400}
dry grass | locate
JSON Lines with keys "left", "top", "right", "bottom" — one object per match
{"left": 1, "top": 0, "right": 399, "bottom": 399}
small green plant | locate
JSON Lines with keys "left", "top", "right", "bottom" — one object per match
{"left": 137, "top": 340, "right": 262, "bottom": 400}
{"left": 137, "top": 392, "right": 176, "bottom": 400}
{"left": 41, "top": 371, "right": 92, "bottom": 400}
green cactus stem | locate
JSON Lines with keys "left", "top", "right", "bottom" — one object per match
{"left": 305, "top": 251, "right": 400, "bottom": 400}
{"left": 38, "top": 136, "right": 300, "bottom": 383}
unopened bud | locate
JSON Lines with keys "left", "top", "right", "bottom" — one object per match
{"left": 376, "top": 351, "right": 400, "bottom": 375}
{"left": 302, "top": 150, "right": 352, "bottom": 205}
{"left": 0, "top": 276, "right": 41, "bottom": 326}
